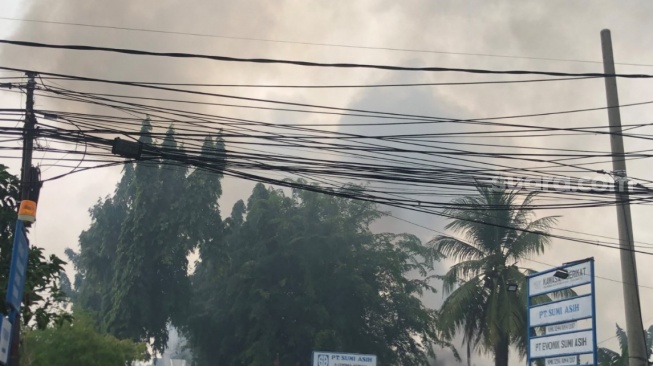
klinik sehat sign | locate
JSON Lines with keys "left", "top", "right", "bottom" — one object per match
{"left": 528, "top": 261, "right": 592, "bottom": 296}
{"left": 527, "top": 258, "right": 597, "bottom": 366}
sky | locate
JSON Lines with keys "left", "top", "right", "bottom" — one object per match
{"left": 2, "top": 1, "right": 653, "bottom": 365}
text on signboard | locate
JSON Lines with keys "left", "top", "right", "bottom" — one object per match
{"left": 542, "top": 268, "right": 587, "bottom": 286}
{"left": 535, "top": 336, "right": 588, "bottom": 352}
{"left": 539, "top": 303, "right": 580, "bottom": 319}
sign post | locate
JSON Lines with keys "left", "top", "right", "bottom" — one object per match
{"left": 526, "top": 258, "right": 597, "bottom": 366}
{"left": 0, "top": 221, "right": 30, "bottom": 366}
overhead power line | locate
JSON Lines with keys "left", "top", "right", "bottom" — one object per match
{"left": 22, "top": 72, "right": 653, "bottom": 190}
{"left": 5, "top": 70, "right": 653, "bottom": 256}
{"left": 2, "top": 16, "right": 653, "bottom": 68}
{"left": 6, "top": 66, "right": 653, "bottom": 142}
{"left": 31, "top": 81, "right": 653, "bottom": 189}
{"left": 2, "top": 39, "right": 653, "bottom": 79}
{"left": 40, "top": 76, "right": 597, "bottom": 89}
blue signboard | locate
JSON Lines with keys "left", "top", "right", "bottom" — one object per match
{"left": 6, "top": 220, "right": 29, "bottom": 314}
{"left": 526, "top": 258, "right": 597, "bottom": 366}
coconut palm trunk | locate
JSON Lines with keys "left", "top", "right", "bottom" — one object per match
{"left": 494, "top": 333, "right": 510, "bottom": 366}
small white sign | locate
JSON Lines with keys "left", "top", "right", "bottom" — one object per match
{"left": 545, "top": 355, "right": 578, "bottom": 366}
{"left": 530, "top": 295, "right": 592, "bottom": 327}
{"left": 530, "top": 330, "right": 593, "bottom": 359}
{"left": 529, "top": 261, "right": 592, "bottom": 296}
{"left": 313, "top": 352, "right": 377, "bottom": 366}
{"left": 0, "top": 317, "right": 12, "bottom": 365}
{"left": 546, "top": 322, "right": 578, "bottom": 335}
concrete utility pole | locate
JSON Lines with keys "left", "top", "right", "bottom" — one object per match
{"left": 20, "top": 72, "right": 37, "bottom": 203}
{"left": 600, "top": 29, "right": 648, "bottom": 366}
{"left": 8, "top": 72, "right": 38, "bottom": 366}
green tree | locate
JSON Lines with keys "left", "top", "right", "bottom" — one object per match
{"left": 0, "top": 164, "right": 70, "bottom": 330}
{"left": 598, "top": 324, "right": 653, "bottom": 366}
{"left": 181, "top": 135, "right": 225, "bottom": 257}
{"left": 105, "top": 124, "right": 191, "bottom": 351}
{"left": 69, "top": 163, "right": 134, "bottom": 324}
{"left": 71, "top": 121, "right": 226, "bottom": 353}
{"left": 21, "top": 311, "right": 146, "bottom": 366}
{"left": 185, "top": 183, "right": 451, "bottom": 366}
{"left": 430, "top": 183, "right": 558, "bottom": 366}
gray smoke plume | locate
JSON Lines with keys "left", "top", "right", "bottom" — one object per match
{"left": 3, "top": 2, "right": 653, "bottom": 365}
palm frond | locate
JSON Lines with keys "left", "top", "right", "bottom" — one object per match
{"left": 439, "top": 259, "right": 487, "bottom": 295}
{"left": 616, "top": 323, "right": 628, "bottom": 357}
{"left": 438, "top": 276, "right": 486, "bottom": 346}
{"left": 510, "top": 191, "right": 539, "bottom": 227}
{"left": 507, "top": 216, "right": 559, "bottom": 261}
{"left": 646, "top": 324, "right": 653, "bottom": 357}
{"left": 430, "top": 236, "right": 485, "bottom": 263}
{"left": 598, "top": 347, "right": 621, "bottom": 366}
{"left": 503, "top": 266, "right": 529, "bottom": 356}
{"left": 546, "top": 287, "right": 577, "bottom": 300}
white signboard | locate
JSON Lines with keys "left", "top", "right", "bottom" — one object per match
{"left": 546, "top": 322, "right": 578, "bottom": 335}
{"left": 313, "top": 352, "right": 377, "bottom": 366}
{"left": 0, "top": 317, "right": 11, "bottom": 365}
{"left": 545, "top": 355, "right": 578, "bottom": 366}
{"left": 529, "top": 262, "right": 592, "bottom": 296}
{"left": 530, "top": 330, "right": 594, "bottom": 359}
{"left": 530, "top": 295, "right": 592, "bottom": 327}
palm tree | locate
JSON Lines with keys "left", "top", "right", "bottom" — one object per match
{"left": 431, "top": 183, "right": 558, "bottom": 366}
{"left": 599, "top": 324, "right": 653, "bottom": 366}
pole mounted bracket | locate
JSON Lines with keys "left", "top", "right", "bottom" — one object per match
{"left": 613, "top": 170, "right": 627, "bottom": 178}
{"left": 111, "top": 138, "right": 143, "bottom": 160}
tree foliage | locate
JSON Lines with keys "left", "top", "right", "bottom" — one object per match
{"left": 185, "top": 183, "right": 449, "bottom": 366}
{"left": 21, "top": 311, "right": 146, "bottom": 366}
{"left": 70, "top": 120, "right": 226, "bottom": 353}
{"left": 598, "top": 323, "right": 653, "bottom": 366}
{"left": 430, "top": 183, "right": 559, "bottom": 366}
{"left": 0, "top": 164, "right": 70, "bottom": 330}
